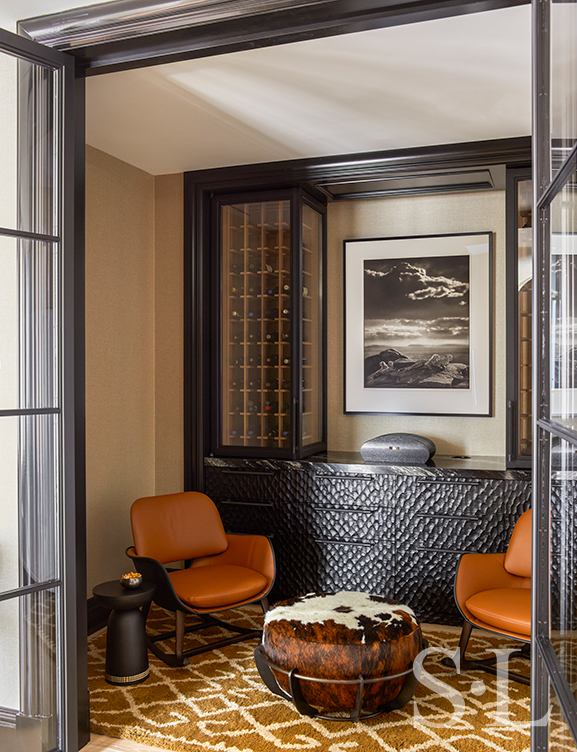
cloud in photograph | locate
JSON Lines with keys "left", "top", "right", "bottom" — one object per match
{"left": 365, "top": 316, "right": 469, "bottom": 345}
{"left": 364, "top": 256, "right": 469, "bottom": 321}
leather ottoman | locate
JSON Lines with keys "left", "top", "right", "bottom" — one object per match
{"left": 254, "top": 591, "right": 423, "bottom": 721}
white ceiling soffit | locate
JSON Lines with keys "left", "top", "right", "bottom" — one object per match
{"left": 85, "top": 4, "right": 531, "bottom": 176}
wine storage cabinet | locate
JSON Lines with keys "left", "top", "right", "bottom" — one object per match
{"left": 212, "top": 189, "right": 326, "bottom": 459}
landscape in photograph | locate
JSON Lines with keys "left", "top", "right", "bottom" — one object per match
{"left": 364, "top": 254, "right": 470, "bottom": 389}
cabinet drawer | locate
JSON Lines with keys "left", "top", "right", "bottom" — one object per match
{"left": 396, "top": 550, "right": 461, "bottom": 621}
{"left": 215, "top": 499, "right": 280, "bottom": 538}
{"left": 205, "top": 464, "right": 287, "bottom": 504}
{"left": 411, "top": 514, "right": 480, "bottom": 552}
{"left": 292, "top": 468, "right": 385, "bottom": 510}
{"left": 280, "top": 535, "right": 394, "bottom": 599}
{"left": 304, "top": 505, "right": 384, "bottom": 542}
{"left": 410, "top": 477, "right": 486, "bottom": 516}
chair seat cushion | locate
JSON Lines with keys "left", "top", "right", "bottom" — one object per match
{"left": 465, "top": 588, "right": 531, "bottom": 637}
{"left": 169, "top": 564, "right": 267, "bottom": 610}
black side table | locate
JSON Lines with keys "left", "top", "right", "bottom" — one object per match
{"left": 92, "top": 580, "right": 156, "bottom": 685}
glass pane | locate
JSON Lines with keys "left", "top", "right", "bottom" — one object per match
{"left": 0, "top": 235, "right": 59, "bottom": 410}
{"left": 551, "top": 0, "right": 577, "bottom": 176}
{"left": 0, "top": 414, "right": 60, "bottom": 594}
{"left": 0, "top": 589, "right": 59, "bottom": 751}
{"left": 549, "top": 678, "right": 577, "bottom": 751}
{"left": 302, "top": 203, "right": 322, "bottom": 446}
{"left": 221, "top": 200, "right": 291, "bottom": 449}
{"left": 517, "top": 179, "right": 532, "bottom": 456}
{"left": 551, "top": 438, "right": 577, "bottom": 688}
{"left": 550, "top": 173, "right": 577, "bottom": 430}
{"left": 0, "top": 54, "right": 58, "bottom": 237}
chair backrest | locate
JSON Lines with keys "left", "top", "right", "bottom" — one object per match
{"left": 504, "top": 508, "right": 532, "bottom": 578}
{"left": 131, "top": 491, "right": 228, "bottom": 564}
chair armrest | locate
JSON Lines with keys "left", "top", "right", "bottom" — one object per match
{"left": 454, "top": 552, "right": 528, "bottom": 622}
{"left": 126, "top": 545, "right": 185, "bottom": 613}
{"left": 189, "top": 534, "right": 275, "bottom": 584}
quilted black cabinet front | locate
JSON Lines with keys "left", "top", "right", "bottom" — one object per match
{"left": 286, "top": 465, "right": 395, "bottom": 601}
{"left": 203, "top": 458, "right": 531, "bottom": 622}
{"left": 395, "top": 475, "right": 531, "bottom": 623}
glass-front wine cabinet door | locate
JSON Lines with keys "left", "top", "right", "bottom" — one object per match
{"left": 506, "top": 167, "right": 532, "bottom": 467}
{"left": 215, "top": 190, "right": 326, "bottom": 458}
{"left": 301, "top": 200, "right": 324, "bottom": 449}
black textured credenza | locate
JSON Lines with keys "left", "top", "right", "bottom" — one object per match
{"left": 204, "top": 454, "right": 532, "bottom": 625}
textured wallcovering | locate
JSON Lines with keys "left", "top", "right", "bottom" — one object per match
{"left": 154, "top": 173, "right": 184, "bottom": 495}
{"left": 85, "top": 146, "right": 183, "bottom": 592}
{"left": 327, "top": 191, "right": 507, "bottom": 457}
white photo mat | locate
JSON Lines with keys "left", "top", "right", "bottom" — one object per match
{"left": 344, "top": 232, "right": 492, "bottom": 416}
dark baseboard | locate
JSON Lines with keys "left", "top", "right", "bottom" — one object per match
{"left": 87, "top": 596, "right": 109, "bottom": 635}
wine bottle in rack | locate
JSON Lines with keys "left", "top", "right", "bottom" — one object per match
{"left": 282, "top": 402, "right": 291, "bottom": 414}
{"left": 281, "top": 307, "right": 290, "bottom": 317}
{"left": 281, "top": 426, "right": 290, "bottom": 438}
{"left": 281, "top": 332, "right": 290, "bottom": 342}
{"left": 282, "top": 283, "right": 290, "bottom": 294}
{"left": 264, "top": 263, "right": 274, "bottom": 273}
{"left": 265, "top": 285, "right": 279, "bottom": 296}
{"left": 264, "top": 308, "right": 278, "bottom": 319}
{"left": 231, "top": 355, "right": 244, "bottom": 366}
{"left": 230, "top": 419, "right": 243, "bottom": 437}
{"left": 248, "top": 377, "right": 261, "bottom": 388}
{"left": 302, "top": 286, "right": 309, "bottom": 296}
{"left": 282, "top": 355, "right": 290, "bottom": 366}
{"left": 231, "top": 333, "right": 244, "bottom": 343}
{"left": 264, "top": 401, "right": 278, "bottom": 413}
{"left": 247, "top": 283, "right": 261, "bottom": 296}
{"left": 247, "top": 306, "right": 260, "bottom": 319}
{"left": 247, "top": 401, "right": 259, "bottom": 413}
{"left": 230, "top": 285, "right": 244, "bottom": 295}
{"left": 248, "top": 352, "right": 261, "bottom": 366}
{"left": 265, "top": 354, "right": 279, "bottom": 366}
{"left": 265, "top": 332, "right": 279, "bottom": 342}
{"left": 282, "top": 379, "right": 291, "bottom": 389}
{"left": 265, "top": 378, "right": 279, "bottom": 389}
{"left": 231, "top": 377, "right": 244, "bottom": 388}
{"left": 265, "top": 425, "right": 279, "bottom": 438}
{"left": 247, "top": 331, "right": 259, "bottom": 343}
{"left": 246, "top": 420, "right": 258, "bottom": 437}
{"left": 231, "top": 310, "right": 243, "bottom": 319}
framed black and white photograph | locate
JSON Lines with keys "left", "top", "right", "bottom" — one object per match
{"left": 344, "top": 232, "right": 492, "bottom": 416}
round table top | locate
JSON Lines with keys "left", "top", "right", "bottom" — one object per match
{"left": 92, "top": 579, "right": 155, "bottom": 610}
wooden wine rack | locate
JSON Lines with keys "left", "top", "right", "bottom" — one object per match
{"left": 218, "top": 195, "right": 323, "bottom": 455}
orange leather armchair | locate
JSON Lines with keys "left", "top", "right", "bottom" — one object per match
{"left": 443, "top": 509, "right": 531, "bottom": 684}
{"left": 126, "top": 491, "right": 275, "bottom": 666}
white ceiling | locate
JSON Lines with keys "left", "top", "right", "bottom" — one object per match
{"left": 1, "top": 2, "right": 532, "bottom": 176}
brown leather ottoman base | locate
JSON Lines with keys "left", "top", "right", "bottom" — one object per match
{"left": 254, "top": 591, "right": 422, "bottom": 721}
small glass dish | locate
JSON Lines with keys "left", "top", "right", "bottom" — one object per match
{"left": 120, "top": 572, "right": 142, "bottom": 589}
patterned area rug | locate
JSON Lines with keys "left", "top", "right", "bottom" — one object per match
{"left": 88, "top": 604, "right": 532, "bottom": 752}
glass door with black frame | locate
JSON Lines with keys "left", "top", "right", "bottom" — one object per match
{"left": 0, "top": 26, "right": 83, "bottom": 752}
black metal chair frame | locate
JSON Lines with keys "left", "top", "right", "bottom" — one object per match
{"left": 126, "top": 542, "right": 274, "bottom": 667}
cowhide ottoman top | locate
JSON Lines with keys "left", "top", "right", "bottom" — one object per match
{"left": 261, "top": 591, "right": 422, "bottom": 713}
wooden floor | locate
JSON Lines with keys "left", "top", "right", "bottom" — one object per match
{"left": 84, "top": 734, "right": 159, "bottom": 751}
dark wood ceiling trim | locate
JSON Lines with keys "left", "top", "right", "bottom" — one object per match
{"left": 19, "top": 0, "right": 530, "bottom": 75}
{"left": 184, "top": 136, "right": 532, "bottom": 194}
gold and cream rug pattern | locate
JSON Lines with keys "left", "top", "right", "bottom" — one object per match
{"left": 88, "top": 604, "right": 535, "bottom": 752}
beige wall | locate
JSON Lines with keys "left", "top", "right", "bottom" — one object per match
{"left": 85, "top": 146, "right": 183, "bottom": 592}
{"left": 327, "top": 190, "right": 507, "bottom": 457}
